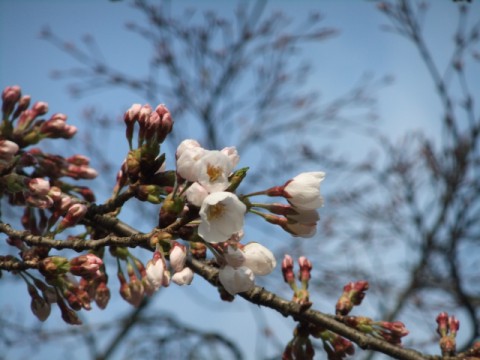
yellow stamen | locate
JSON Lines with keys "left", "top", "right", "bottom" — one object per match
{"left": 207, "top": 203, "right": 226, "bottom": 220}
{"left": 207, "top": 164, "right": 222, "bottom": 182}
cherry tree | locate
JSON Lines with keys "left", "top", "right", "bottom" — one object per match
{"left": 1, "top": 0, "right": 480, "bottom": 359}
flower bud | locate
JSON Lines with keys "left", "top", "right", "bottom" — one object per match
{"left": 146, "top": 251, "right": 170, "bottom": 291}
{"left": 12, "top": 95, "right": 31, "bottom": 119}
{"left": 218, "top": 265, "right": 255, "bottom": 295}
{"left": 124, "top": 103, "right": 142, "bottom": 148}
{"left": 0, "top": 140, "right": 19, "bottom": 160}
{"left": 169, "top": 242, "right": 187, "bottom": 273}
{"left": 281, "top": 254, "right": 295, "bottom": 285}
{"left": 69, "top": 254, "right": 103, "bottom": 278}
{"left": 298, "top": 256, "right": 312, "bottom": 283}
{"left": 28, "top": 283, "right": 51, "bottom": 321}
{"left": 58, "top": 298, "right": 82, "bottom": 325}
{"left": 39, "top": 256, "right": 70, "bottom": 276}
{"left": 95, "top": 281, "right": 110, "bottom": 309}
{"left": 243, "top": 242, "right": 276, "bottom": 276}
{"left": 2, "top": 85, "right": 21, "bottom": 116}
{"left": 57, "top": 203, "right": 88, "bottom": 231}
{"left": 172, "top": 267, "right": 194, "bottom": 285}
{"left": 28, "top": 178, "right": 50, "bottom": 196}
{"left": 154, "top": 104, "right": 173, "bottom": 143}
{"left": 32, "top": 101, "right": 49, "bottom": 116}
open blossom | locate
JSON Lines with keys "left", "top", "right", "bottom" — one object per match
{"left": 283, "top": 172, "right": 325, "bottom": 210}
{"left": 197, "top": 150, "right": 233, "bottom": 192}
{"left": 218, "top": 265, "right": 255, "bottom": 295}
{"left": 198, "top": 192, "right": 246, "bottom": 243}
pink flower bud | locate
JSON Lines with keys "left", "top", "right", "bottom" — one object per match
{"left": 124, "top": 103, "right": 142, "bottom": 147}
{"left": 2, "top": 85, "right": 21, "bottom": 116}
{"left": 0, "top": 140, "right": 19, "bottom": 160}
{"left": 12, "top": 95, "right": 31, "bottom": 119}
{"left": 69, "top": 254, "right": 103, "bottom": 278}
{"left": 58, "top": 203, "right": 88, "bottom": 230}
{"left": 169, "top": 242, "right": 187, "bottom": 273}
{"left": 28, "top": 178, "right": 50, "bottom": 196}
{"left": 436, "top": 312, "right": 449, "bottom": 337}
{"left": 154, "top": 104, "right": 173, "bottom": 143}
{"left": 32, "top": 101, "right": 49, "bottom": 115}
{"left": 449, "top": 315, "right": 460, "bottom": 335}
{"left": 281, "top": 254, "right": 295, "bottom": 284}
{"left": 298, "top": 256, "right": 312, "bottom": 282}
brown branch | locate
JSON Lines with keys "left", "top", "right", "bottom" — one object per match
{"left": 188, "top": 257, "right": 480, "bottom": 360}
{"left": 0, "top": 222, "right": 151, "bottom": 252}
{"left": 0, "top": 257, "right": 38, "bottom": 271}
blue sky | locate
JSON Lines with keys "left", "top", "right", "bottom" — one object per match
{"left": 1, "top": 1, "right": 480, "bottom": 359}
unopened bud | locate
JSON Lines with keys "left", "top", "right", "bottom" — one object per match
{"left": 2, "top": 85, "right": 21, "bottom": 116}
{"left": 28, "top": 283, "right": 51, "bottom": 321}
{"left": 39, "top": 256, "right": 70, "bottom": 276}
{"left": 169, "top": 242, "right": 187, "bottom": 272}
{"left": 69, "top": 254, "right": 103, "bottom": 278}
{"left": 281, "top": 254, "right": 296, "bottom": 285}
{"left": 124, "top": 103, "right": 142, "bottom": 148}
{"left": 95, "top": 281, "right": 110, "bottom": 309}
{"left": 57, "top": 203, "right": 88, "bottom": 231}
{"left": 58, "top": 298, "right": 82, "bottom": 325}
{"left": 154, "top": 104, "right": 173, "bottom": 143}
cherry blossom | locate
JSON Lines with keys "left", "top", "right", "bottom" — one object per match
{"left": 198, "top": 192, "right": 246, "bottom": 243}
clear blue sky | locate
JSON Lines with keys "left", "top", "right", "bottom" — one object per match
{"left": 1, "top": 1, "right": 479, "bottom": 359}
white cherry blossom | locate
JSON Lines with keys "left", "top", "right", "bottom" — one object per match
{"left": 197, "top": 150, "right": 233, "bottom": 193}
{"left": 198, "top": 192, "right": 246, "bottom": 243}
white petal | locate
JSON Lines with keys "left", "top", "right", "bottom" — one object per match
{"left": 172, "top": 267, "right": 194, "bottom": 285}
{"left": 218, "top": 265, "right": 255, "bottom": 295}
{"left": 243, "top": 242, "right": 277, "bottom": 276}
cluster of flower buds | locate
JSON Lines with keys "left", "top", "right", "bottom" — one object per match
{"left": 25, "top": 253, "right": 107, "bottom": 324}
{"left": 281, "top": 255, "right": 313, "bottom": 308}
{"left": 283, "top": 323, "right": 315, "bottom": 360}
{"left": 314, "top": 328, "right": 355, "bottom": 360}
{"left": 335, "top": 280, "right": 369, "bottom": 316}
{"left": 1, "top": 85, "right": 77, "bottom": 147}
{"left": 1, "top": 85, "right": 97, "bottom": 238}
{"left": 436, "top": 312, "right": 460, "bottom": 356}
{"left": 283, "top": 322, "right": 355, "bottom": 360}
{"left": 343, "top": 316, "right": 409, "bottom": 346}
{"left": 121, "top": 103, "right": 172, "bottom": 185}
